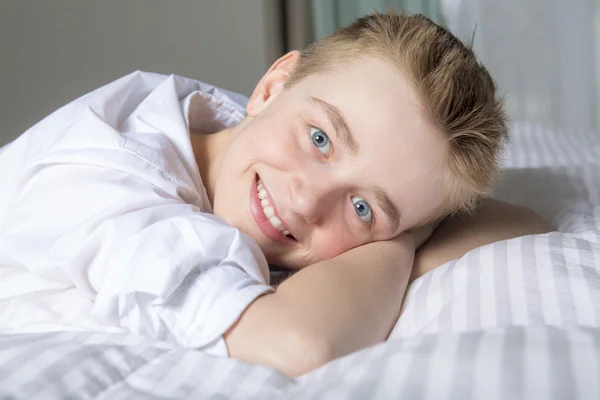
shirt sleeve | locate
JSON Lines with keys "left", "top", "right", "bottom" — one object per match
{"left": 1, "top": 158, "right": 273, "bottom": 354}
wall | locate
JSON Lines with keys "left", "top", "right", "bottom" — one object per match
{"left": 441, "top": 0, "right": 600, "bottom": 132}
{"left": 0, "top": 0, "right": 283, "bottom": 146}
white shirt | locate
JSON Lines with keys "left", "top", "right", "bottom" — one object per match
{"left": 0, "top": 71, "right": 273, "bottom": 355}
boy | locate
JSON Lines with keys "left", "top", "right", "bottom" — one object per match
{"left": 0, "top": 13, "right": 547, "bottom": 376}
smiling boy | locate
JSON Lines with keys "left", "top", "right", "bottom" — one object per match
{"left": 196, "top": 51, "right": 448, "bottom": 268}
{"left": 0, "top": 13, "right": 547, "bottom": 376}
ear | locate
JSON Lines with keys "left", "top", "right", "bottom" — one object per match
{"left": 247, "top": 50, "right": 301, "bottom": 117}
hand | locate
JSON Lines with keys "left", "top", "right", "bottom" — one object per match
{"left": 347, "top": 223, "right": 437, "bottom": 265}
{"left": 394, "top": 222, "right": 438, "bottom": 251}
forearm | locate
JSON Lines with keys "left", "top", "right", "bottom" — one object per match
{"left": 276, "top": 238, "right": 414, "bottom": 354}
{"left": 224, "top": 237, "right": 416, "bottom": 376}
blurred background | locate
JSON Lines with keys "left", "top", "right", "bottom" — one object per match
{"left": 1, "top": 0, "right": 598, "bottom": 146}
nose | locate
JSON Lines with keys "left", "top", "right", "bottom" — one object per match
{"left": 288, "top": 174, "right": 334, "bottom": 224}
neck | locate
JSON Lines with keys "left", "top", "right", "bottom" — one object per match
{"left": 190, "top": 123, "right": 240, "bottom": 207}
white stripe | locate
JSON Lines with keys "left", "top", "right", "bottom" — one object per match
{"left": 563, "top": 236, "right": 595, "bottom": 325}
{"left": 479, "top": 245, "right": 497, "bottom": 329}
{"left": 569, "top": 330, "right": 600, "bottom": 398}
{"left": 510, "top": 124, "right": 526, "bottom": 168}
{"left": 422, "top": 335, "right": 457, "bottom": 400}
{"left": 535, "top": 235, "right": 562, "bottom": 325}
{"left": 544, "top": 124, "right": 562, "bottom": 164}
{"left": 521, "top": 123, "right": 534, "bottom": 167}
{"left": 536, "top": 123, "right": 558, "bottom": 165}
{"left": 396, "top": 278, "right": 424, "bottom": 338}
{"left": 423, "top": 262, "right": 450, "bottom": 334}
{"left": 510, "top": 123, "right": 526, "bottom": 168}
{"left": 328, "top": 347, "right": 378, "bottom": 396}
{"left": 29, "top": 362, "right": 87, "bottom": 400}
{"left": 524, "top": 329, "right": 551, "bottom": 399}
{"left": 528, "top": 123, "right": 541, "bottom": 166}
{"left": 231, "top": 363, "right": 279, "bottom": 397}
{"left": 372, "top": 343, "right": 416, "bottom": 397}
{"left": 506, "top": 239, "right": 528, "bottom": 325}
{"left": 472, "top": 331, "right": 503, "bottom": 400}
{"left": 525, "top": 123, "right": 540, "bottom": 167}
{"left": 582, "top": 230, "right": 598, "bottom": 243}
{"left": 322, "top": 386, "right": 350, "bottom": 400}
{"left": 550, "top": 124, "right": 570, "bottom": 165}
{"left": 570, "top": 128, "right": 589, "bottom": 164}
{"left": 451, "top": 261, "right": 468, "bottom": 331}
{"left": 5, "top": 344, "right": 70, "bottom": 387}
{"left": 191, "top": 355, "right": 237, "bottom": 396}
{"left": 395, "top": 297, "right": 417, "bottom": 338}
{"left": 147, "top": 351, "right": 200, "bottom": 396}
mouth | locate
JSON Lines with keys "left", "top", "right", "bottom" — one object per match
{"left": 249, "top": 174, "right": 297, "bottom": 244}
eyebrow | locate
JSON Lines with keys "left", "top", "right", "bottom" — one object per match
{"left": 373, "top": 186, "right": 401, "bottom": 233}
{"left": 307, "top": 96, "right": 398, "bottom": 232}
{"left": 308, "top": 96, "right": 358, "bottom": 154}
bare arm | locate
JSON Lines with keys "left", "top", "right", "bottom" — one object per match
{"left": 224, "top": 234, "right": 419, "bottom": 377}
{"left": 411, "top": 199, "right": 550, "bottom": 281}
{"left": 223, "top": 200, "right": 546, "bottom": 376}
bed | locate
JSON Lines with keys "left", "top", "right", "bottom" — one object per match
{"left": 1, "top": 122, "right": 599, "bottom": 399}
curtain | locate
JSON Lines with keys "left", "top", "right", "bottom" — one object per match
{"left": 311, "top": 0, "right": 440, "bottom": 40}
{"left": 441, "top": 0, "right": 600, "bottom": 131}
{"left": 284, "top": 0, "right": 314, "bottom": 51}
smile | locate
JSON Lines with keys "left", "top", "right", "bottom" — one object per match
{"left": 257, "top": 179, "right": 292, "bottom": 236}
{"left": 249, "top": 174, "right": 296, "bottom": 243}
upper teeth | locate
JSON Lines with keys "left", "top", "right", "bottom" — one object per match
{"left": 257, "top": 179, "right": 291, "bottom": 236}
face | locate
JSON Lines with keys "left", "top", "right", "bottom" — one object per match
{"left": 211, "top": 53, "right": 447, "bottom": 269}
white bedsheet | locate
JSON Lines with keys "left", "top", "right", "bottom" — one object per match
{"left": 1, "top": 122, "right": 599, "bottom": 399}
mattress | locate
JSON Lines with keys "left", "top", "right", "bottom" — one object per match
{"left": 1, "top": 122, "right": 599, "bottom": 399}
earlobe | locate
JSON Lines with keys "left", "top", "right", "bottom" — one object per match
{"left": 247, "top": 90, "right": 268, "bottom": 117}
{"left": 247, "top": 50, "right": 301, "bottom": 117}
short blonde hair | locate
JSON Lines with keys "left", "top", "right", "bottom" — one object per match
{"left": 286, "top": 12, "right": 507, "bottom": 221}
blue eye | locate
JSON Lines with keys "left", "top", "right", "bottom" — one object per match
{"left": 351, "top": 196, "right": 373, "bottom": 223}
{"left": 311, "top": 127, "right": 332, "bottom": 156}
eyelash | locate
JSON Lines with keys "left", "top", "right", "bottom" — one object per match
{"left": 307, "top": 125, "right": 375, "bottom": 230}
{"left": 309, "top": 126, "right": 333, "bottom": 159}
{"left": 353, "top": 196, "right": 375, "bottom": 229}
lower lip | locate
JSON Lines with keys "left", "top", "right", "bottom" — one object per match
{"left": 249, "top": 175, "right": 294, "bottom": 244}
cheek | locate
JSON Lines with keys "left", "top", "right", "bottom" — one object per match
{"left": 309, "top": 229, "right": 362, "bottom": 261}
{"left": 243, "top": 115, "right": 307, "bottom": 166}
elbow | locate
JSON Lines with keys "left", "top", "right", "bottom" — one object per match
{"left": 227, "top": 320, "right": 334, "bottom": 377}
{"left": 224, "top": 294, "right": 335, "bottom": 377}
{"left": 276, "top": 328, "right": 334, "bottom": 377}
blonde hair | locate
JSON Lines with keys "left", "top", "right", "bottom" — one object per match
{"left": 286, "top": 12, "right": 508, "bottom": 221}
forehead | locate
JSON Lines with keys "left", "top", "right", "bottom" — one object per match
{"left": 295, "top": 56, "right": 448, "bottom": 230}
{"left": 304, "top": 56, "right": 422, "bottom": 130}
